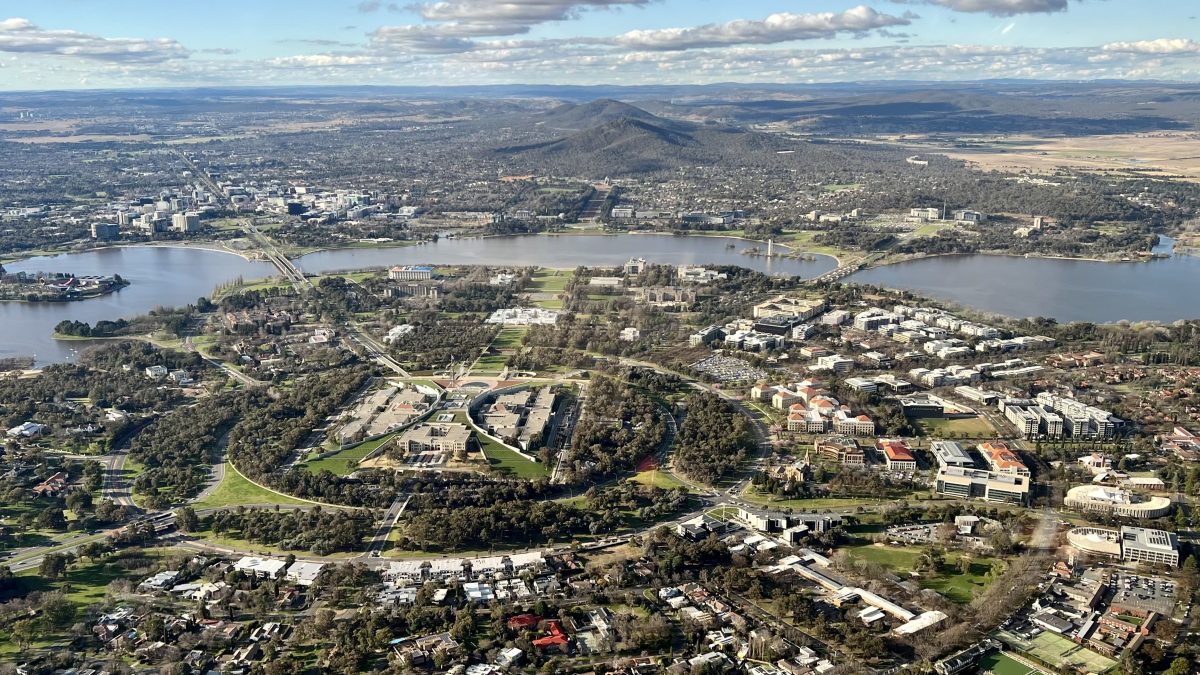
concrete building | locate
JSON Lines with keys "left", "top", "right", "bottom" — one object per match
{"left": 815, "top": 436, "right": 866, "bottom": 465}
{"left": 389, "top": 265, "right": 434, "bottom": 281}
{"left": 397, "top": 423, "right": 471, "bottom": 456}
{"left": 931, "top": 440, "right": 975, "bottom": 469}
{"left": 1064, "top": 485, "right": 1172, "bottom": 519}
{"left": 752, "top": 295, "right": 826, "bottom": 321}
{"left": 689, "top": 325, "right": 725, "bottom": 347}
{"left": 285, "top": 561, "right": 325, "bottom": 587}
{"left": 1120, "top": 527, "right": 1179, "bottom": 567}
{"left": 233, "top": 557, "right": 288, "bottom": 580}
{"left": 90, "top": 222, "right": 120, "bottom": 240}
{"left": 935, "top": 467, "right": 1029, "bottom": 504}
{"left": 171, "top": 212, "right": 201, "bottom": 232}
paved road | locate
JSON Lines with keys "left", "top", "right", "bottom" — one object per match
{"left": 185, "top": 336, "right": 264, "bottom": 387}
{"left": 345, "top": 324, "right": 410, "bottom": 377}
{"left": 192, "top": 430, "right": 230, "bottom": 503}
{"left": 361, "top": 495, "right": 411, "bottom": 559}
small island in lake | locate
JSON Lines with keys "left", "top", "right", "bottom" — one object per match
{"left": 0, "top": 263, "right": 129, "bottom": 302}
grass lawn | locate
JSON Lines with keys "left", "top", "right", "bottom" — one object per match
{"left": 918, "top": 415, "right": 997, "bottom": 438}
{"left": 471, "top": 354, "right": 509, "bottom": 374}
{"left": 302, "top": 434, "right": 395, "bottom": 476}
{"left": 477, "top": 435, "right": 551, "bottom": 480}
{"left": 979, "top": 652, "right": 1046, "bottom": 675}
{"left": 628, "top": 469, "right": 690, "bottom": 491}
{"left": 913, "top": 222, "right": 954, "bottom": 237}
{"left": 14, "top": 547, "right": 175, "bottom": 609}
{"left": 843, "top": 543, "right": 1003, "bottom": 604}
{"left": 192, "top": 465, "right": 312, "bottom": 509}
{"left": 739, "top": 485, "right": 887, "bottom": 510}
{"left": 528, "top": 269, "right": 572, "bottom": 292}
{"left": 532, "top": 297, "right": 564, "bottom": 309}
{"left": 492, "top": 326, "right": 528, "bottom": 349}
{"left": 776, "top": 230, "right": 854, "bottom": 259}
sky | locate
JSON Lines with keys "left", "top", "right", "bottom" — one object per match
{"left": 0, "top": 1, "right": 1198, "bottom": 90}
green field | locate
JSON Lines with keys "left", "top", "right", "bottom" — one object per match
{"left": 1009, "top": 631, "right": 1116, "bottom": 673}
{"left": 192, "top": 464, "right": 312, "bottom": 509}
{"left": 628, "top": 469, "right": 692, "bottom": 492}
{"left": 13, "top": 547, "right": 175, "bottom": 611}
{"left": 776, "top": 230, "right": 853, "bottom": 259}
{"left": 919, "top": 415, "right": 997, "bottom": 438}
{"left": 471, "top": 354, "right": 510, "bottom": 374}
{"left": 302, "top": 434, "right": 395, "bottom": 476}
{"left": 979, "top": 652, "right": 1045, "bottom": 675}
{"left": 843, "top": 543, "right": 1003, "bottom": 604}
{"left": 739, "top": 485, "right": 888, "bottom": 510}
{"left": 477, "top": 434, "right": 552, "bottom": 480}
{"left": 913, "top": 222, "right": 954, "bottom": 237}
{"left": 532, "top": 297, "right": 565, "bottom": 309}
{"left": 528, "top": 269, "right": 573, "bottom": 292}
{"left": 492, "top": 326, "right": 529, "bottom": 349}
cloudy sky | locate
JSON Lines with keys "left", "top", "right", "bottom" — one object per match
{"left": 1, "top": 1, "right": 1198, "bottom": 89}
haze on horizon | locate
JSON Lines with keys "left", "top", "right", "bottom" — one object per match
{"left": 0, "top": 0, "right": 1197, "bottom": 91}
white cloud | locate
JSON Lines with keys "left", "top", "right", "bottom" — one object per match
{"left": 0, "top": 17, "right": 188, "bottom": 63}
{"left": 611, "top": 6, "right": 912, "bottom": 51}
{"left": 416, "top": 0, "right": 651, "bottom": 25}
{"left": 901, "top": 0, "right": 1070, "bottom": 17}
{"left": 1103, "top": 38, "right": 1200, "bottom": 55}
{"left": 268, "top": 53, "right": 395, "bottom": 67}
{"left": 371, "top": 0, "right": 650, "bottom": 52}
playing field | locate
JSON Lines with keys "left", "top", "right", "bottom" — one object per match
{"left": 979, "top": 652, "right": 1046, "bottom": 675}
{"left": 918, "top": 415, "right": 996, "bottom": 438}
{"left": 1002, "top": 631, "right": 1116, "bottom": 674}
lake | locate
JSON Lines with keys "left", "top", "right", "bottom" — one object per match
{"left": 1, "top": 235, "right": 836, "bottom": 366}
{"left": 848, "top": 242, "right": 1197, "bottom": 323}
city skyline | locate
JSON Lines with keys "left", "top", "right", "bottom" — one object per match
{"left": 0, "top": 0, "right": 1197, "bottom": 90}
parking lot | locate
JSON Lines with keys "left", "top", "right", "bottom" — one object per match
{"left": 690, "top": 354, "right": 769, "bottom": 383}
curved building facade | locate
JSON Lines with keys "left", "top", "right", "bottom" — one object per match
{"left": 1064, "top": 485, "right": 1172, "bottom": 519}
{"left": 1067, "top": 527, "right": 1122, "bottom": 559}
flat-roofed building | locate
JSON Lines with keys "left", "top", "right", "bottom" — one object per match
{"left": 815, "top": 436, "right": 865, "bottom": 465}
{"left": 752, "top": 295, "right": 826, "bottom": 321}
{"left": 935, "top": 467, "right": 1029, "bottom": 504}
{"left": 233, "top": 556, "right": 288, "bottom": 579}
{"left": 979, "top": 441, "right": 1030, "bottom": 477}
{"left": 285, "top": 561, "right": 325, "bottom": 587}
{"left": 1006, "top": 405, "right": 1040, "bottom": 438}
{"left": 389, "top": 265, "right": 434, "bottom": 281}
{"left": 899, "top": 396, "right": 943, "bottom": 418}
{"left": 397, "top": 423, "right": 471, "bottom": 455}
{"left": 931, "top": 440, "right": 975, "bottom": 469}
{"left": 1120, "top": 526, "right": 1179, "bottom": 567}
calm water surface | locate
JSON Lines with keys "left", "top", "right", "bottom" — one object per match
{"left": 2, "top": 235, "right": 835, "bottom": 366}
{"left": 848, "top": 238, "right": 1195, "bottom": 323}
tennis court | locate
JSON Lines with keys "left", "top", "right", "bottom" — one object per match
{"left": 1019, "top": 632, "right": 1116, "bottom": 673}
